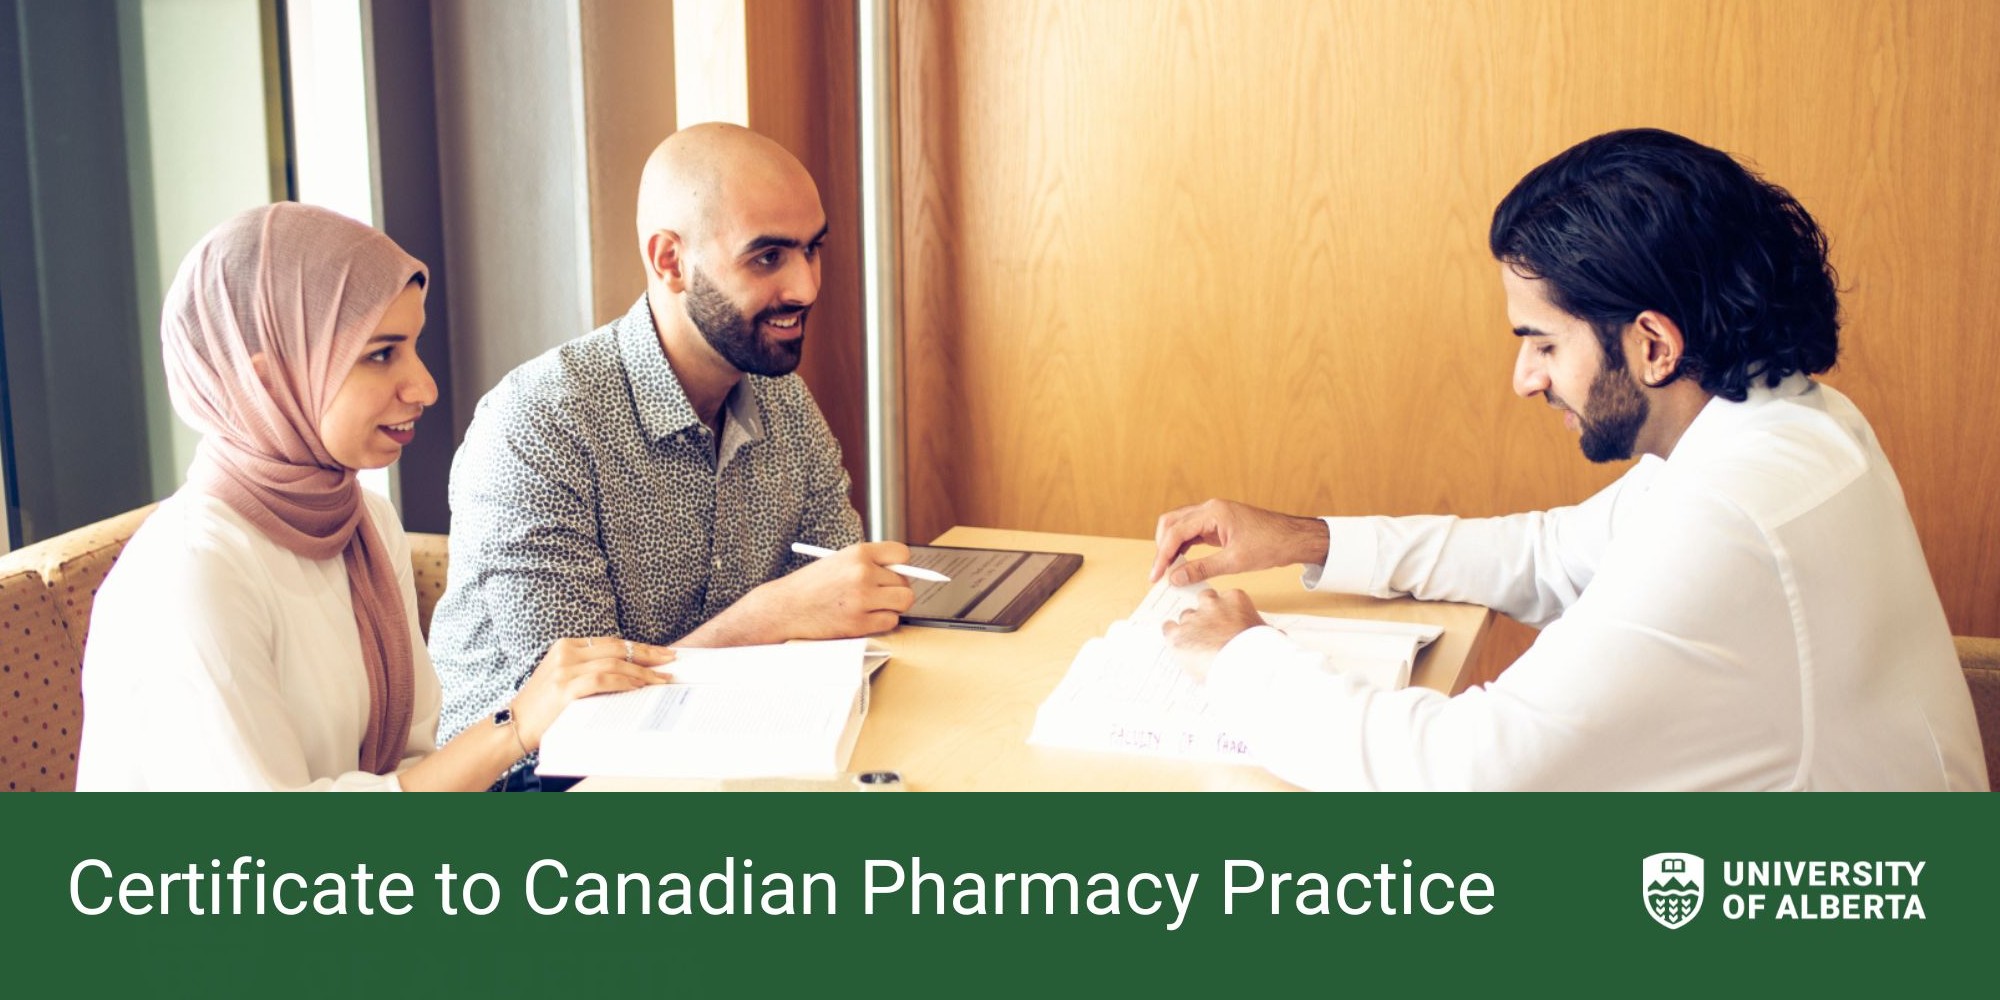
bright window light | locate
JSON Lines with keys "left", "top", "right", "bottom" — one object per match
{"left": 286, "top": 0, "right": 395, "bottom": 503}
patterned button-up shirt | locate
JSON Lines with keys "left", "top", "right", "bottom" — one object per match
{"left": 430, "top": 296, "right": 862, "bottom": 744}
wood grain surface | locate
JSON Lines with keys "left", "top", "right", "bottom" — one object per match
{"left": 894, "top": 0, "right": 2000, "bottom": 677}
{"left": 577, "top": 526, "right": 1491, "bottom": 791}
{"left": 745, "top": 0, "right": 871, "bottom": 524}
{"left": 579, "top": 0, "right": 677, "bottom": 327}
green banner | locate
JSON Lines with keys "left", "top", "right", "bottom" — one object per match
{"left": 2, "top": 793, "right": 1990, "bottom": 994}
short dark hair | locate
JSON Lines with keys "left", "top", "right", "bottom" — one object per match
{"left": 1488, "top": 128, "right": 1839, "bottom": 401}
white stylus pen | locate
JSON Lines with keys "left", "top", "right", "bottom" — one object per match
{"left": 790, "top": 542, "right": 952, "bottom": 583}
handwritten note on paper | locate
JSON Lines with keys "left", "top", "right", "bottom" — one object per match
{"left": 1034, "top": 630, "right": 1260, "bottom": 763}
{"left": 1028, "top": 577, "right": 1443, "bottom": 764}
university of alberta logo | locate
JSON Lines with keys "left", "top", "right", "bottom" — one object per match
{"left": 1642, "top": 852, "right": 1705, "bottom": 929}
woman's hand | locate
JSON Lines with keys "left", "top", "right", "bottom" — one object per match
{"left": 510, "top": 636, "right": 676, "bottom": 749}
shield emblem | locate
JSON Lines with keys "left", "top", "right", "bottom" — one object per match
{"left": 1642, "top": 852, "right": 1704, "bottom": 929}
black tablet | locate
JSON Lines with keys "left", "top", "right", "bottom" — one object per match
{"left": 898, "top": 544, "right": 1083, "bottom": 632}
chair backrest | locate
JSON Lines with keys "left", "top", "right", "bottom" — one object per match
{"left": 408, "top": 532, "right": 450, "bottom": 640}
{"left": 0, "top": 568, "right": 87, "bottom": 791}
{"left": 0, "top": 505, "right": 158, "bottom": 792}
{"left": 27, "top": 506, "right": 160, "bottom": 650}
{"left": 1956, "top": 636, "right": 2000, "bottom": 792}
{"left": 0, "top": 508, "right": 452, "bottom": 791}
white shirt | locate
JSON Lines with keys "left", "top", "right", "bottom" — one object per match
{"left": 77, "top": 490, "right": 440, "bottom": 791}
{"left": 1208, "top": 377, "right": 1987, "bottom": 791}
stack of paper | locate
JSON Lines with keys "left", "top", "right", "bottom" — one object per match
{"left": 1028, "top": 578, "right": 1441, "bottom": 764}
{"left": 536, "top": 638, "right": 875, "bottom": 779}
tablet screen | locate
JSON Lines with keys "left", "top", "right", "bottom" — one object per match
{"left": 901, "top": 546, "right": 1079, "bottom": 629}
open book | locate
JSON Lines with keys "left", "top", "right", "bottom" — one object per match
{"left": 535, "top": 639, "right": 878, "bottom": 779}
{"left": 1028, "top": 577, "right": 1441, "bottom": 764}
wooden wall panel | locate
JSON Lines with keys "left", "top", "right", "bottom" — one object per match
{"left": 897, "top": 0, "right": 2000, "bottom": 664}
{"left": 580, "top": 0, "right": 676, "bottom": 327}
{"left": 745, "top": 0, "right": 869, "bottom": 525}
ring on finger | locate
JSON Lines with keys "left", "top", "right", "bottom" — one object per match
{"left": 623, "top": 639, "right": 636, "bottom": 662}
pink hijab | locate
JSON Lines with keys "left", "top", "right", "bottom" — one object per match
{"left": 161, "top": 203, "right": 428, "bottom": 775}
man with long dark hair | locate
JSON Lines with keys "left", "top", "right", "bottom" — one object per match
{"left": 1151, "top": 129, "right": 1984, "bottom": 790}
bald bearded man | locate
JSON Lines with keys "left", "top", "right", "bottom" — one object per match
{"left": 430, "top": 125, "right": 913, "bottom": 788}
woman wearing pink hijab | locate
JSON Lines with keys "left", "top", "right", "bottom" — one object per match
{"left": 76, "top": 203, "right": 673, "bottom": 790}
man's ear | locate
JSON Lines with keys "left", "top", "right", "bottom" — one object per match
{"left": 645, "top": 230, "right": 688, "bottom": 292}
{"left": 1629, "top": 310, "right": 1686, "bottom": 388}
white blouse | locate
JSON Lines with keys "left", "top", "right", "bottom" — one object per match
{"left": 1208, "top": 377, "right": 1987, "bottom": 791}
{"left": 77, "top": 489, "right": 440, "bottom": 791}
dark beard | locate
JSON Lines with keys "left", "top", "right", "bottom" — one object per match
{"left": 1577, "top": 356, "right": 1650, "bottom": 463}
{"left": 685, "top": 267, "right": 807, "bottom": 377}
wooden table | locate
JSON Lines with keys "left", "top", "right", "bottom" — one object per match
{"left": 580, "top": 527, "right": 1493, "bottom": 792}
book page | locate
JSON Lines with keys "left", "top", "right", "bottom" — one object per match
{"left": 659, "top": 638, "right": 869, "bottom": 686}
{"left": 551, "top": 682, "right": 851, "bottom": 739}
{"left": 537, "top": 639, "right": 868, "bottom": 778}
{"left": 1264, "top": 613, "right": 1436, "bottom": 691}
